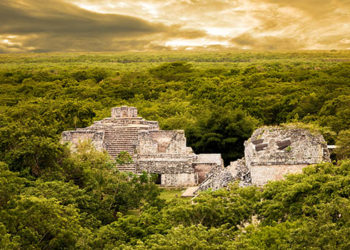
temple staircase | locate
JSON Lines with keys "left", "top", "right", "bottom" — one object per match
{"left": 104, "top": 127, "right": 140, "bottom": 158}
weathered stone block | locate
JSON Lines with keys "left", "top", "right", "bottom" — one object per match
{"left": 252, "top": 139, "right": 264, "bottom": 145}
{"left": 255, "top": 143, "right": 268, "bottom": 151}
{"left": 277, "top": 139, "right": 291, "bottom": 150}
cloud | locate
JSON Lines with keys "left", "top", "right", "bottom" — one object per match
{"left": 0, "top": 0, "right": 166, "bottom": 35}
{"left": 257, "top": 0, "right": 350, "bottom": 18}
{"left": 0, "top": 0, "right": 349, "bottom": 52}
{"left": 0, "top": 0, "right": 208, "bottom": 52}
{"left": 236, "top": 0, "right": 350, "bottom": 50}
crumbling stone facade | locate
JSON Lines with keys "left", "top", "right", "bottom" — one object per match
{"left": 197, "top": 158, "right": 249, "bottom": 192}
{"left": 246, "top": 126, "right": 330, "bottom": 186}
{"left": 62, "top": 106, "right": 223, "bottom": 187}
{"left": 198, "top": 126, "right": 331, "bottom": 192}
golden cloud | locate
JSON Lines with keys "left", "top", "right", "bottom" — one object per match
{"left": 0, "top": 0, "right": 349, "bottom": 52}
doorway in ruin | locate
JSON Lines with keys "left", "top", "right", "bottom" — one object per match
{"left": 155, "top": 174, "right": 162, "bottom": 185}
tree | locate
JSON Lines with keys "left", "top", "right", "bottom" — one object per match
{"left": 335, "top": 129, "right": 350, "bottom": 160}
{"left": 1, "top": 196, "right": 91, "bottom": 249}
{"left": 0, "top": 162, "right": 26, "bottom": 208}
{"left": 0, "top": 223, "right": 20, "bottom": 250}
{"left": 186, "top": 108, "right": 259, "bottom": 164}
{"left": 149, "top": 62, "right": 194, "bottom": 81}
{"left": 115, "top": 151, "right": 133, "bottom": 165}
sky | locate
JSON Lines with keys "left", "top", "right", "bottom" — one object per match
{"left": 0, "top": 0, "right": 349, "bottom": 53}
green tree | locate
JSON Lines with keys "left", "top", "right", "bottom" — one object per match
{"left": 149, "top": 62, "right": 194, "bottom": 81}
{"left": 186, "top": 108, "right": 259, "bottom": 164}
{"left": 335, "top": 129, "right": 350, "bottom": 160}
{"left": 1, "top": 196, "right": 91, "bottom": 249}
{"left": 115, "top": 151, "right": 133, "bottom": 165}
{"left": 0, "top": 162, "right": 26, "bottom": 208}
{"left": 0, "top": 223, "right": 20, "bottom": 250}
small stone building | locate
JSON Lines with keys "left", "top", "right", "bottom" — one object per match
{"left": 198, "top": 126, "right": 331, "bottom": 192}
{"left": 245, "top": 126, "right": 330, "bottom": 186}
{"left": 62, "top": 106, "right": 223, "bottom": 187}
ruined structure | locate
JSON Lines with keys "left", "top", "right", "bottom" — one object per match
{"left": 198, "top": 126, "right": 331, "bottom": 192}
{"left": 62, "top": 108, "right": 330, "bottom": 191}
{"left": 62, "top": 106, "right": 223, "bottom": 187}
{"left": 245, "top": 127, "right": 330, "bottom": 185}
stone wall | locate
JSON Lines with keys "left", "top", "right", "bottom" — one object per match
{"left": 162, "top": 174, "right": 197, "bottom": 187}
{"left": 136, "top": 129, "right": 199, "bottom": 186}
{"left": 61, "top": 130, "right": 104, "bottom": 151}
{"left": 137, "top": 130, "right": 189, "bottom": 155}
{"left": 135, "top": 158, "right": 198, "bottom": 186}
{"left": 136, "top": 160, "right": 195, "bottom": 174}
{"left": 250, "top": 164, "right": 306, "bottom": 186}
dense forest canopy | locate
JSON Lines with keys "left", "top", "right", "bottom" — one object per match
{"left": 0, "top": 51, "right": 350, "bottom": 249}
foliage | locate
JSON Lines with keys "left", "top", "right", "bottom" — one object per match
{"left": 3, "top": 196, "right": 90, "bottom": 249}
{"left": 133, "top": 224, "right": 237, "bottom": 250}
{"left": 0, "top": 51, "right": 349, "bottom": 248}
{"left": 0, "top": 162, "right": 26, "bottom": 208}
{"left": 0, "top": 141, "right": 162, "bottom": 248}
{"left": 149, "top": 61, "right": 194, "bottom": 81}
{"left": 115, "top": 151, "right": 133, "bottom": 165}
{"left": 0, "top": 223, "right": 20, "bottom": 249}
{"left": 335, "top": 129, "right": 350, "bottom": 160}
{"left": 186, "top": 108, "right": 259, "bottom": 164}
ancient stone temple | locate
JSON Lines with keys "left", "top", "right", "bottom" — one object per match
{"left": 245, "top": 126, "right": 330, "bottom": 185}
{"left": 61, "top": 106, "right": 223, "bottom": 187}
{"left": 198, "top": 126, "right": 331, "bottom": 192}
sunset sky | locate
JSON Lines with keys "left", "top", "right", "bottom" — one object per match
{"left": 0, "top": 0, "right": 349, "bottom": 53}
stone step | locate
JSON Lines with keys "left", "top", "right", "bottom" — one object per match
{"left": 107, "top": 144, "right": 135, "bottom": 146}
{"left": 117, "top": 164, "right": 136, "bottom": 173}
{"left": 103, "top": 128, "right": 140, "bottom": 159}
{"left": 108, "top": 150, "right": 134, "bottom": 153}
{"left": 108, "top": 148, "right": 134, "bottom": 152}
{"left": 108, "top": 146, "right": 135, "bottom": 148}
{"left": 108, "top": 146, "right": 134, "bottom": 149}
{"left": 118, "top": 168, "right": 136, "bottom": 171}
{"left": 108, "top": 149, "right": 135, "bottom": 151}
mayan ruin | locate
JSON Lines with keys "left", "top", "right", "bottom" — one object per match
{"left": 61, "top": 106, "right": 223, "bottom": 187}
{"left": 198, "top": 126, "right": 331, "bottom": 192}
{"left": 62, "top": 107, "right": 332, "bottom": 191}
